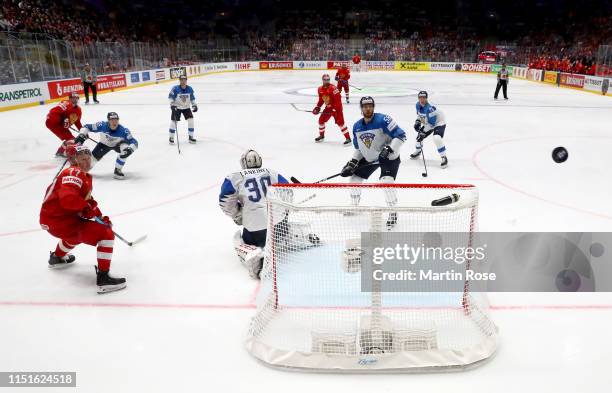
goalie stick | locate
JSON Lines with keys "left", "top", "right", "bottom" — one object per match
{"left": 94, "top": 217, "right": 147, "bottom": 247}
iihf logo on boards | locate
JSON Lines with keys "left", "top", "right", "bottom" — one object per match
{"left": 359, "top": 132, "right": 375, "bottom": 148}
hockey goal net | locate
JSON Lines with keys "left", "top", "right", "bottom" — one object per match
{"left": 246, "top": 183, "right": 498, "bottom": 372}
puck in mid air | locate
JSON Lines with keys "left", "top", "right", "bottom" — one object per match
{"left": 552, "top": 146, "right": 568, "bottom": 163}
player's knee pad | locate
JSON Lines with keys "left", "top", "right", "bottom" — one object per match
{"left": 379, "top": 176, "right": 398, "bottom": 206}
{"left": 433, "top": 134, "right": 445, "bottom": 148}
{"left": 169, "top": 120, "right": 177, "bottom": 130}
{"left": 349, "top": 176, "right": 364, "bottom": 206}
{"left": 187, "top": 118, "right": 194, "bottom": 128}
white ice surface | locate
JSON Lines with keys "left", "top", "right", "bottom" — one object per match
{"left": 1, "top": 70, "right": 611, "bottom": 392}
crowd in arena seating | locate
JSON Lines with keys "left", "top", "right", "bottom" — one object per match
{"left": 1, "top": 0, "right": 610, "bottom": 83}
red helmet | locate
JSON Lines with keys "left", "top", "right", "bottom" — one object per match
{"left": 322, "top": 74, "right": 331, "bottom": 82}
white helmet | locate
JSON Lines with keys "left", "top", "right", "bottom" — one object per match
{"left": 240, "top": 149, "right": 262, "bottom": 169}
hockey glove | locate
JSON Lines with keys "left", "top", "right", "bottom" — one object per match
{"left": 74, "top": 134, "right": 87, "bottom": 145}
{"left": 335, "top": 75, "right": 339, "bottom": 81}
{"left": 312, "top": 106, "right": 321, "bottom": 115}
{"left": 120, "top": 146, "right": 134, "bottom": 159}
{"left": 417, "top": 129, "right": 433, "bottom": 143}
{"left": 341, "top": 159, "right": 359, "bottom": 177}
{"left": 379, "top": 146, "right": 393, "bottom": 160}
{"left": 81, "top": 205, "right": 102, "bottom": 220}
{"left": 414, "top": 119, "right": 424, "bottom": 132}
{"left": 100, "top": 215, "right": 112, "bottom": 226}
{"left": 192, "top": 104, "right": 198, "bottom": 113}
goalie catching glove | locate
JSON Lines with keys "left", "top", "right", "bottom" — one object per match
{"left": 341, "top": 158, "right": 359, "bottom": 177}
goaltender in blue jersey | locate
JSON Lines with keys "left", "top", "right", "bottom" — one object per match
{"left": 75, "top": 112, "right": 138, "bottom": 180}
{"left": 340, "top": 96, "right": 406, "bottom": 229}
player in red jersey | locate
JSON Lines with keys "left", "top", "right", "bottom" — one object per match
{"left": 312, "top": 74, "right": 351, "bottom": 145}
{"left": 45, "top": 92, "right": 83, "bottom": 157}
{"left": 352, "top": 53, "right": 361, "bottom": 65}
{"left": 39, "top": 143, "right": 126, "bottom": 294}
{"left": 335, "top": 64, "right": 351, "bottom": 103}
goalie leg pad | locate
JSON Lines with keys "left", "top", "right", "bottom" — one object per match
{"left": 234, "top": 231, "right": 264, "bottom": 279}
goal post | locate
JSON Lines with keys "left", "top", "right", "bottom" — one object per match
{"left": 246, "top": 183, "right": 498, "bottom": 372}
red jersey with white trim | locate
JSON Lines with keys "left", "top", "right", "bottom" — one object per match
{"left": 40, "top": 166, "right": 93, "bottom": 228}
{"left": 316, "top": 84, "right": 343, "bottom": 111}
{"left": 335, "top": 68, "right": 350, "bottom": 82}
{"left": 46, "top": 100, "right": 83, "bottom": 130}
{"left": 352, "top": 55, "right": 361, "bottom": 65}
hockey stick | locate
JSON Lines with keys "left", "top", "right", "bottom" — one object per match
{"left": 290, "top": 161, "right": 379, "bottom": 184}
{"left": 175, "top": 127, "right": 182, "bottom": 154}
{"left": 349, "top": 83, "right": 363, "bottom": 91}
{"left": 94, "top": 217, "right": 148, "bottom": 247}
{"left": 420, "top": 147, "right": 428, "bottom": 178}
{"left": 52, "top": 159, "right": 69, "bottom": 181}
{"left": 69, "top": 126, "right": 97, "bottom": 143}
{"left": 290, "top": 103, "right": 312, "bottom": 112}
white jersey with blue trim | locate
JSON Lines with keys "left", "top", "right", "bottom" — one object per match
{"left": 168, "top": 85, "right": 196, "bottom": 110}
{"left": 219, "top": 168, "right": 289, "bottom": 232}
{"left": 352, "top": 113, "right": 406, "bottom": 162}
{"left": 82, "top": 121, "right": 139, "bottom": 149}
{"left": 416, "top": 102, "right": 446, "bottom": 130}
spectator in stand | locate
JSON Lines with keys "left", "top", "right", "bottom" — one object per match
{"left": 80, "top": 63, "right": 99, "bottom": 104}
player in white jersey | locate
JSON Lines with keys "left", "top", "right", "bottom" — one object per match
{"left": 219, "top": 150, "right": 289, "bottom": 278}
{"left": 411, "top": 91, "right": 448, "bottom": 168}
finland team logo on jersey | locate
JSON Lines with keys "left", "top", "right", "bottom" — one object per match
{"left": 359, "top": 132, "right": 376, "bottom": 148}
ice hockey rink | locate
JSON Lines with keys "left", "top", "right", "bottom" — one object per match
{"left": 1, "top": 70, "right": 611, "bottom": 392}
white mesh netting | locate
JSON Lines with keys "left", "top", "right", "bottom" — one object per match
{"left": 246, "top": 183, "right": 498, "bottom": 372}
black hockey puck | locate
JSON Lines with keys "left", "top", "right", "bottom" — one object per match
{"left": 552, "top": 147, "right": 568, "bottom": 163}
{"left": 422, "top": 173, "right": 427, "bottom": 177}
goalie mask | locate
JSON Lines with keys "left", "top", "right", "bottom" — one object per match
{"left": 240, "top": 150, "right": 262, "bottom": 169}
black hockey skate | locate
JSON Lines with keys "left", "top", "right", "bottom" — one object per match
{"left": 188, "top": 136, "right": 197, "bottom": 144}
{"left": 410, "top": 150, "right": 422, "bottom": 159}
{"left": 386, "top": 212, "right": 398, "bottom": 230}
{"left": 169, "top": 136, "right": 175, "bottom": 145}
{"left": 48, "top": 252, "right": 75, "bottom": 269}
{"left": 315, "top": 135, "right": 325, "bottom": 142}
{"left": 113, "top": 168, "right": 125, "bottom": 180}
{"left": 95, "top": 266, "right": 126, "bottom": 294}
{"left": 343, "top": 138, "right": 352, "bottom": 146}
{"left": 441, "top": 156, "right": 448, "bottom": 169}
